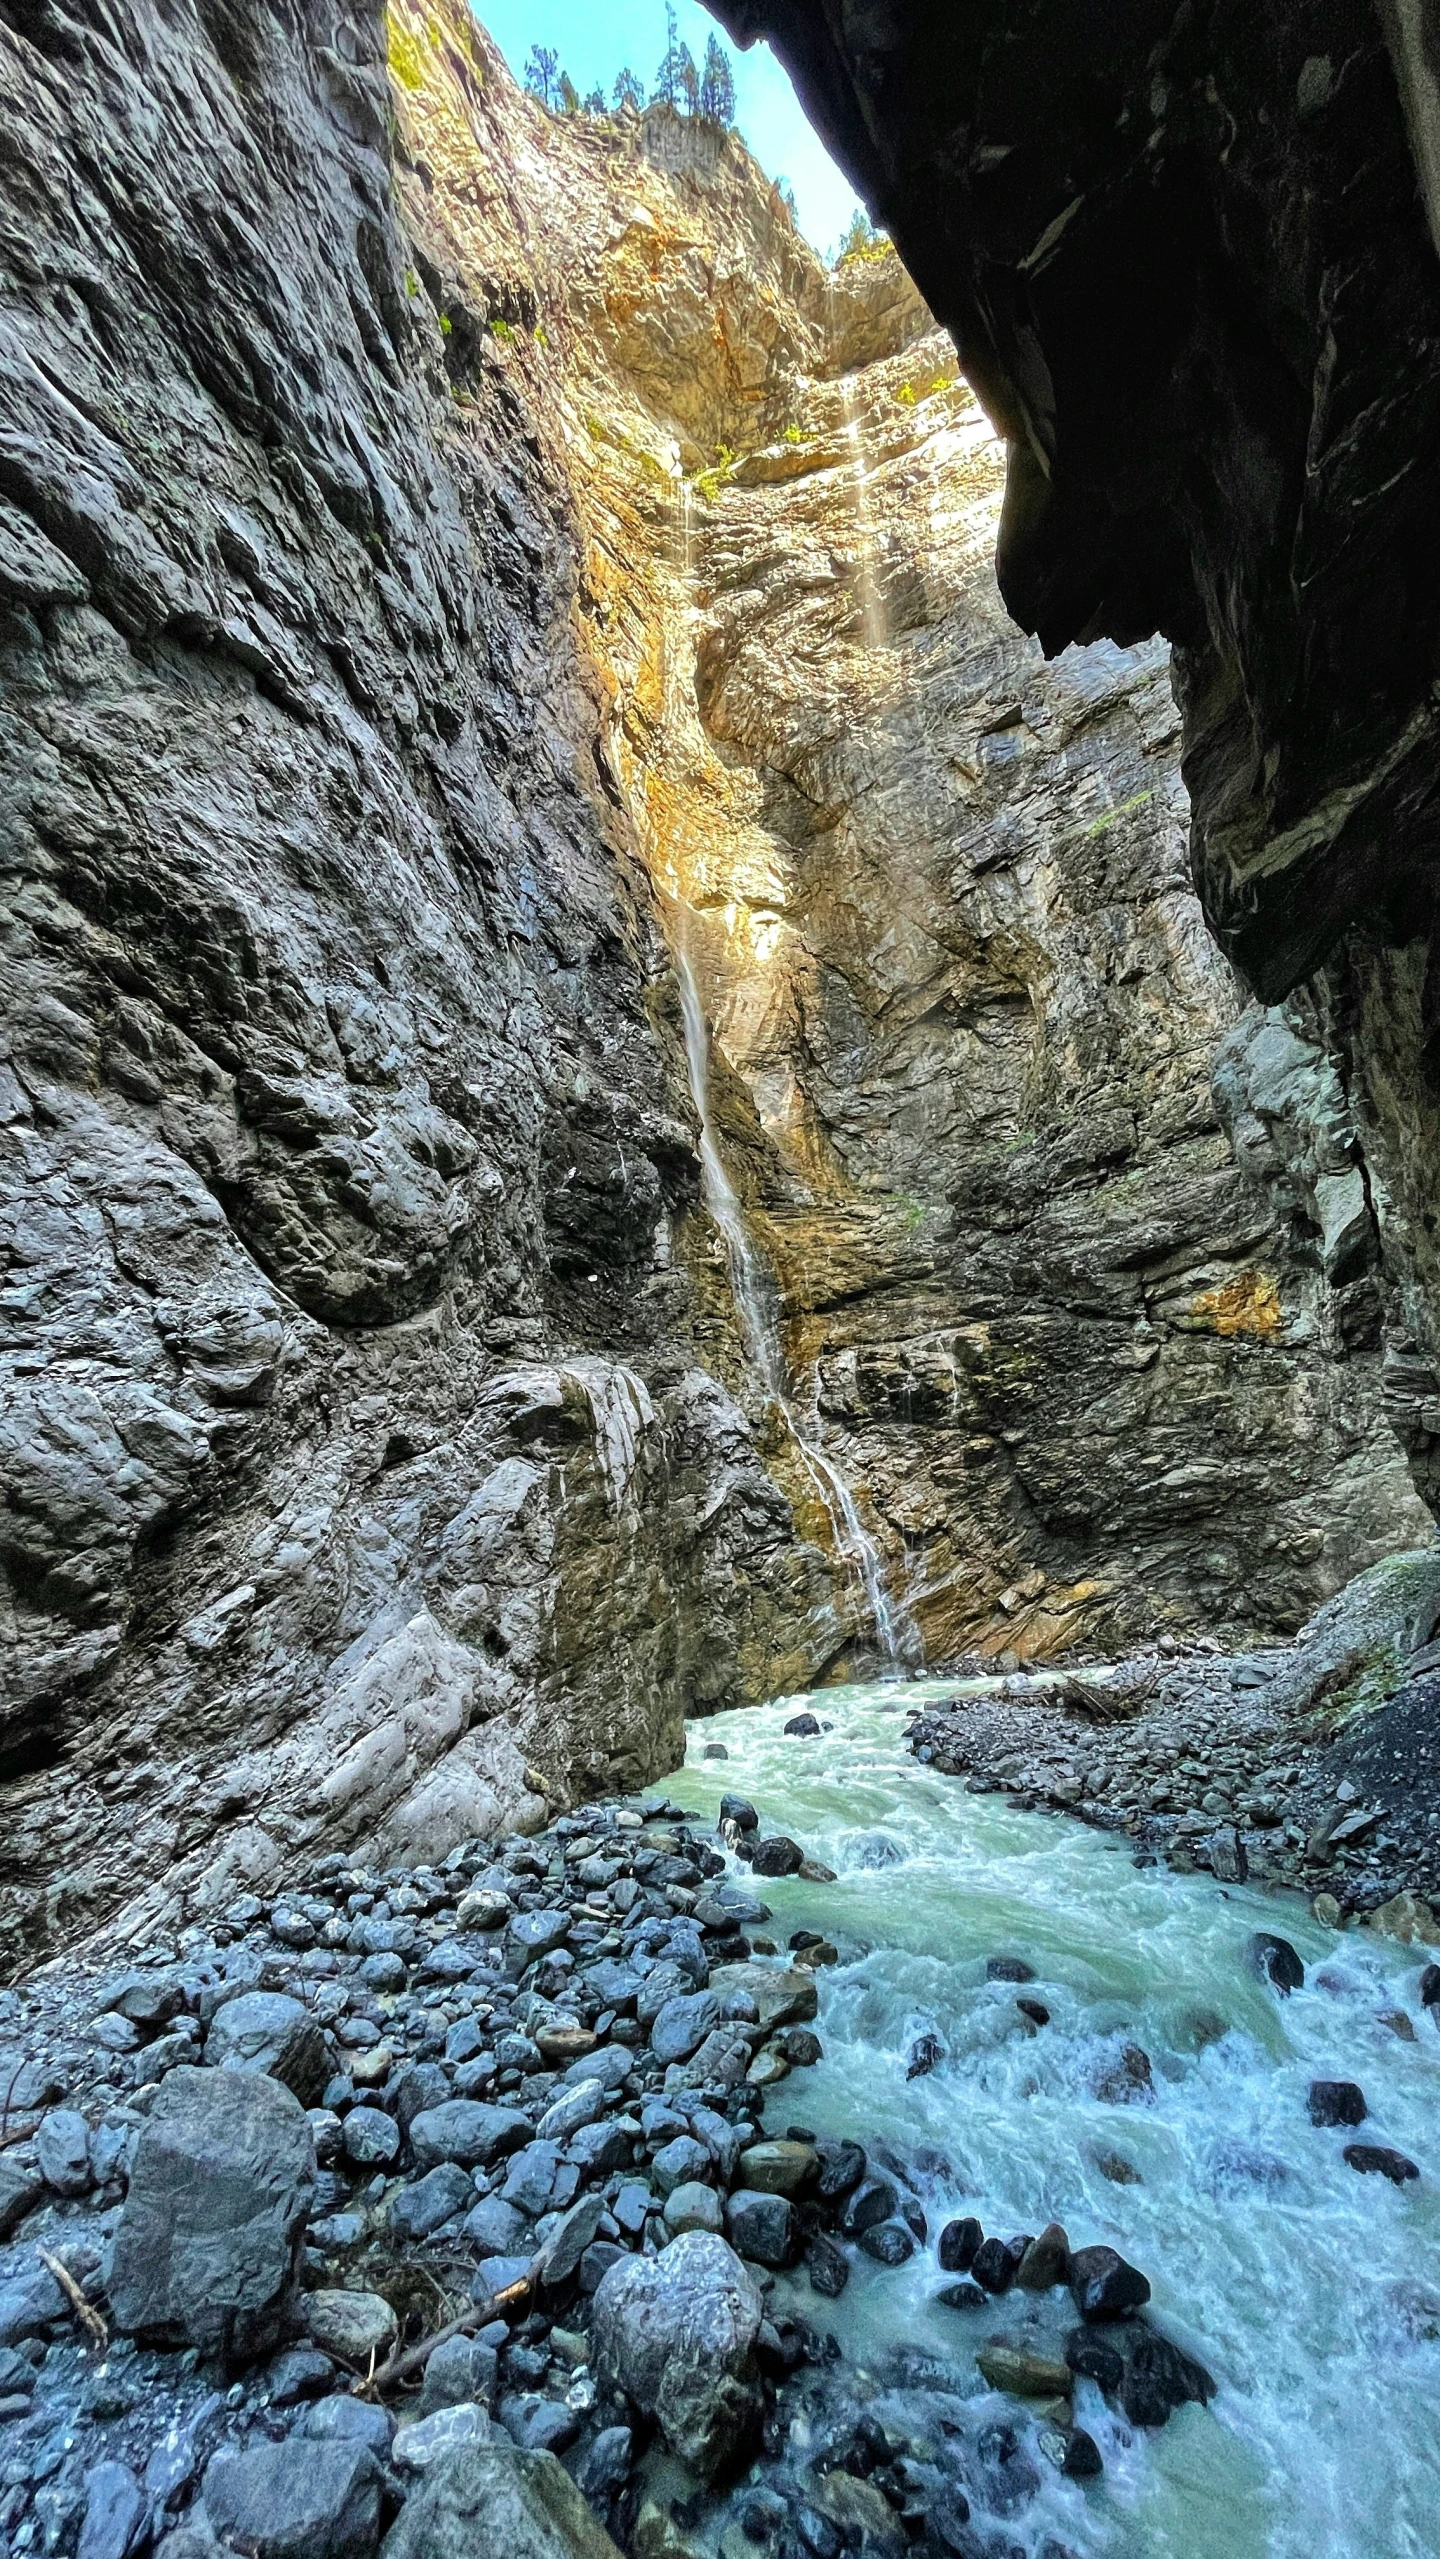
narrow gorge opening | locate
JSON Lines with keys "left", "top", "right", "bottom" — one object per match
{"left": 2, "top": 4, "right": 1439, "bottom": 2558}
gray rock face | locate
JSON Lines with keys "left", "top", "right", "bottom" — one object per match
{"left": 201, "top": 2440, "right": 382, "bottom": 2559}
{"left": 106, "top": 2065, "right": 312, "bottom": 2357}
{"left": 206, "top": 1993, "right": 329, "bottom": 2108}
{"left": 591, "top": 2230, "right": 765, "bottom": 2478}
{"left": 379, "top": 2439, "right": 624, "bottom": 2559}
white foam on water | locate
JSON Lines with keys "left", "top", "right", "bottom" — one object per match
{"left": 657, "top": 1688, "right": 1440, "bottom": 2559}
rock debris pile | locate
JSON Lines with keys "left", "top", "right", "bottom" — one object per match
{"left": 0, "top": 1781, "right": 1240, "bottom": 2559}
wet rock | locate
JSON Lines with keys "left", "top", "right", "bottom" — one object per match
{"left": 784, "top": 1714, "right": 822, "bottom": 1737}
{"left": 749, "top": 1837, "right": 805, "bottom": 1878}
{"left": 201, "top": 2440, "right": 382, "bottom": 2559}
{"left": 410, "top": 2101, "right": 530, "bottom": 2170}
{"left": 1068, "top": 2245, "right": 1151, "bottom": 2322}
{"left": 1063, "top": 2328, "right": 1125, "bottom": 2391}
{"left": 1344, "top": 2142, "right": 1420, "bottom": 2183}
{"left": 974, "top": 2419, "right": 1041, "bottom": 2516}
{"left": 736, "top": 2139, "right": 818, "bottom": 2197}
{"left": 77, "top": 2459, "right": 147, "bottom": 2559}
{"left": 815, "top": 2139, "right": 866, "bottom": 2202}
{"left": 534, "top": 2194, "right": 606, "bottom": 2287}
{"left": 1210, "top": 1828, "right": 1247, "bottom": 1884}
{"left": 936, "top": 2279, "right": 987, "bottom": 2312}
{"left": 905, "top": 2035, "right": 943, "bottom": 2080}
{"left": 806, "top": 2236, "right": 849, "bottom": 2297}
{"left": 304, "top": 2291, "right": 398, "bottom": 2366}
{"left": 778, "top": 2026, "right": 824, "bottom": 2067}
{"left": 925, "top": 2485, "right": 974, "bottom": 2554}
{"left": 592, "top": 2231, "right": 765, "bottom": 2476}
{"left": 1016, "top": 2223, "right": 1070, "bottom": 2290}
{"left": 1420, "top": 1962, "right": 1440, "bottom": 2009}
{"left": 726, "top": 2189, "right": 800, "bottom": 2268}
{"left": 1308, "top": 2080, "right": 1367, "bottom": 2128}
{"left": 36, "top": 2106, "right": 93, "bottom": 2198}
{"left": 975, "top": 2345, "right": 1072, "bottom": 2397}
{"left": 1016, "top": 1999, "right": 1051, "bottom": 2028}
{"left": 937, "top": 2216, "right": 983, "bottom": 2273}
{"left": 1096, "top": 2044, "right": 1154, "bottom": 2104}
{"left": 206, "top": 1992, "right": 330, "bottom": 2107}
{"left": 1119, "top": 2332, "right": 1216, "bottom": 2427}
{"left": 711, "top": 1965, "right": 817, "bottom": 2034}
{"left": 1060, "top": 2427, "right": 1104, "bottom": 2480}
{"left": 106, "top": 2066, "right": 311, "bottom": 2358}
{"left": 1246, "top": 1934, "right": 1305, "bottom": 1995}
{"left": 702, "top": 1745, "right": 729, "bottom": 1761}
{"left": 970, "top": 2237, "right": 1019, "bottom": 2295}
{"left": 719, "top": 1796, "right": 759, "bottom": 1832}
{"left": 858, "top": 2218, "right": 915, "bottom": 2265}
{"left": 986, "top": 1956, "right": 1035, "bottom": 1983}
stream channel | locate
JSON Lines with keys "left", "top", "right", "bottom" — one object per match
{"left": 648, "top": 1684, "right": 1440, "bottom": 2559}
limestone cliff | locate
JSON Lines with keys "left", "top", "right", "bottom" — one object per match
{"left": 0, "top": 0, "right": 1423, "bottom": 1969}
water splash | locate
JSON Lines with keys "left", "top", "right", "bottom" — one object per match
{"left": 674, "top": 938, "right": 920, "bottom": 1670}
{"left": 662, "top": 1693, "right": 1440, "bottom": 2559}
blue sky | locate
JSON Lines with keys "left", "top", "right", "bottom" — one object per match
{"left": 473, "top": 0, "right": 865, "bottom": 257}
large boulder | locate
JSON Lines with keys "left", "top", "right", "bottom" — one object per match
{"left": 709, "top": 1965, "right": 817, "bottom": 2035}
{"left": 380, "top": 2439, "right": 623, "bottom": 2559}
{"left": 105, "top": 2066, "right": 313, "bottom": 2357}
{"left": 409, "top": 2102, "right": 529, "bottom": 2171}
{"left": 202, "top": 2440, "right": 382, "bottom": 2558}
{"left": 206, "top": 1993, "right": 330, "bottom": 2107}
{"left": 591, "top": 2232, "right": 764, "bottom": 2479}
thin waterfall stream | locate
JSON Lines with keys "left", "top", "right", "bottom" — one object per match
{"left": 673, "top": 942, "right": 919, "bottom": 1669}
{"left": 653, "top": 1687, "right": 1440, "bottom": 2559}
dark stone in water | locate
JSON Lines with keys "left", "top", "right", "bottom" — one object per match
{"left": 1069, "top": 2244, "right": 1151, "bottom": 2321}
{"left": 1119, "top": 2331, "right": 1216, "bottom": 2428}
{"left": 906, "top": 2034, "right": 944, "bottom": 2080}
{"left": 1063, "top": 2328, "right": 1124, "bottom": 2392}
{"left": 703, "top": 1745, "right": 729, "bottom": 1760}
{"left": 806, "top": 2236, "right": 849, "bottom": 2298}
{"left": 795, "top": 2504, "right": 842, "bottom": 2559}
{"left": 784, "top": 1714, "right": 822, "bottom": 1738}
{"left": 935, "top": 2280, "right": 987, "bottom": 2312}
{"left": 901, "top": 2198, "right": 928, "bottom": 2242}
{"left": 719, "top": 1794, "right": 759, "bottom": 1832}
{"left": 841, "top": 2175, "right": 898, "bottom": 2236}
{"left": 1308, "top": 2079, "right": 1367, "bottom": 2127}
{"left": 1016, "top": 1999, "right": 1050, "bottom": 2028}
{"left": 1061, "top": 2427, "right": 1104, "bottom": 2480}
{"left": 1246, "top": 1932, "right": 1304, "bottom": 1994}
{"left": 971, "top": 2236, "right": 1018, "bottom": 2295}
{"left": 926, "top": 2485, "right": 974, "bottom": 2553}
{"left": 779, "top": 2028, "right": 823, "bottom": 2067}
{"left": 815, "top": 2140, "right": 866, "bottom": 2202}
{"left": 986, "top": 1955, "right": 1035, "bottom": 1983}
{"left": 1420, "top": 1962, "right": 1440, "bottom": 2008}
{"left": 1344, "top": 2142, "right": 1420, "bottom": 2183}
{"left": 975, "top": 2420, "right": 1041, "bottom": 2515}
{"left": 937, "top": 2215, "right": 982, "bottom": 2272}
{"left": 789, "top": 1931, "right": 824, "bottom": 1950}
{"left": 858, "top": 2217, "right": 915, "bottom": 2265}
{"left": 750, "top": 1837, "right": 805, "bottom": 1878}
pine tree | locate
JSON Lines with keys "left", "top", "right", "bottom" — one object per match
{"left": 523, "top": 44, "right": 561, "bottom": 110}
{"left": 558, "top": 69, "right": 581, "bottom": 113}
{"left": 836, "top": 207, "right": 882, "bottom": 262}
{"left": 654, "top": 3, "right": 684, "bottom": 106}
{"left": 583, "top": 86, "right": 607, "bottom": 114}
{"left": 613, "top": 66, "right": 644, "bottom": 112}
{"left": 676, "top": 41, "right": 699, "bottom": 112}
{"left": 699, "top": 33, "right": 735, "bottom": 126}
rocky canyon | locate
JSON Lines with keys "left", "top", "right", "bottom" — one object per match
{"left": 0, "top": 0, "right": 1431, "bottom": 1970}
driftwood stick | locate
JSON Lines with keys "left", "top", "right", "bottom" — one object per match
{"left": 355, "top": 2275, "right": 532, "bottom": 2399}
{"left": 38, "top": 2247, "right": 109, "bottom": 2350}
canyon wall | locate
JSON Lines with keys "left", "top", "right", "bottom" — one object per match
{"left": 709, "top": 0, "right": 1440, "bottom": 1533}
{"left": 0, "top": 0, "right": 1423, "bottom": 1966}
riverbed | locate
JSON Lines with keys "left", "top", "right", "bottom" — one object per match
{"left": 654, "top": 1686, "right": 1440, "bottom": 2559}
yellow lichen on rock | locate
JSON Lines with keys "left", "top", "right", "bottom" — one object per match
{"left": 1187, "top": 1271, "right": 1284, "bottom": 1337}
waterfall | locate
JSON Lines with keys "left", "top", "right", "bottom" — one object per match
{"left": 674, "top": 938, "right": 920, "bottom": 1671}
{"left": 838, "top": 373, "right": 887, "bottom": 650}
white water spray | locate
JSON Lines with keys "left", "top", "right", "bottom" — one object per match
{"left": 839, "top": 373, "right": 887, "bottom": 650}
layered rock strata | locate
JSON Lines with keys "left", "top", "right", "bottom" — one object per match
{"left": 709, "top": 0, "right": 1440, "bottom": 1522}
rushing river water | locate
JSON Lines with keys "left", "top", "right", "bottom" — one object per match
{"left": 652, "top": 1686, "right": 1440, "bottom": 2559}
